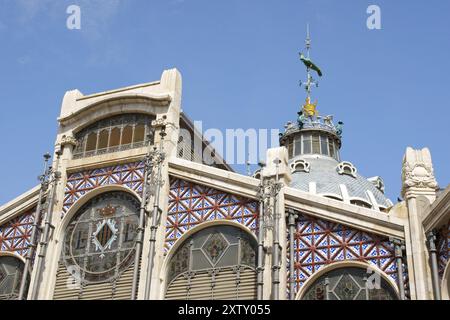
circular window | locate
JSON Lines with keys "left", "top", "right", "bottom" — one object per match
{"left": 62, "top": 192, "right": 140, "bottom": 284}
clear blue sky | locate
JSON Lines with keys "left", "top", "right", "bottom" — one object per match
{"left": 0, "top": 0, "right": 449, "bottom": 204}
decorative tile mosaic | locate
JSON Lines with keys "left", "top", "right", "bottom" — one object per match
{"left": 0, "top": 209, "right": 35, "bottom": 257}
{"left": 166, "top": 177, "right": 259, "bottom": 251}
{"left": 288, "top": 212, "right": 400, "bottom": 294}
{"left": 63, "top": 161, "right": 145, "bottom": 213}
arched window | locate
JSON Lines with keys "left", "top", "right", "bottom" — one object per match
{"left": 53, "top": 191, "right": 140, "bottom": 300}
{"left": 73, "top": 114, "right": 155, "bottom": 159}
{"left": 165, "top": 225, "right": 257, "bottom": 300}
{"left": 302, "top": 267, "right": 398, "bottom": 300}
{"left": 0, "top": 256, "right": 25, "bottom": 300}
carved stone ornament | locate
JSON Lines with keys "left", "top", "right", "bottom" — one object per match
{"left": 402, "top": 147, "right": 438, "bottom": 195}
{"left": 151, "top": 116, "right": 168, "bottom": 129}
{"left": 60, "top": 134, "right": 78, "bottom": 148}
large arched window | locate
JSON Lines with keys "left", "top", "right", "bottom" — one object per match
{"left": 165, "top": 225, "right": 257, "bottom": 300}
{"left": 61, "top": 191, "right": 139, "bottom": 284}
{"left": 301, "top": 267, "right": 398, "bottom": 300}
{"left": 0, "top": 256, "right": 25, "bottom": 300}
{"left": 73, "top": 114, "right": 155, "bottom": 159}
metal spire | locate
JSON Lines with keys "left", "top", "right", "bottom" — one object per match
{"left": 305, "top": 23, "right": 311, "bottom": 58}
{"left": 300, "top": 23, "right": 318, "bottom": 99}
{"left": 299, "top": 24, "right": 320, "bottom": 119}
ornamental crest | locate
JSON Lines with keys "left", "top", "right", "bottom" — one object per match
{"left": 92, "top": 219, "right": 119, "bottom": 258}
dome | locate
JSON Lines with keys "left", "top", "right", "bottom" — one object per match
{"left": 288, "top": 154, "right": 392, "bottom": 210}
{"left": 279, "top": 36, "right": 392, "bottom": 211}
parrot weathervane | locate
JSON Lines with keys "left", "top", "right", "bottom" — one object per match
{"left": 299, "top": 24, "right": 322, "bottom": 120}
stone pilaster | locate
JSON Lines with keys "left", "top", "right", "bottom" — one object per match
{"left": 262, "top": 147, "right": 291, "bottom": 300}
{"left": 401, "top": 147, "right": 438, "bottom": 300}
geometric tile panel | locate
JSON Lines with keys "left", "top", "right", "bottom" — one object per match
{"left": 289, "top": 212, "right": 399, "bottom": 294}
{"left": 166, "top": 177, "right": 259, "bottom": 252}
{"left": 437, "top": 220, "right": 450, "bottom": 277}
{"left": 63, "top": 161, "right": 145, "bottom": 214}
{"left": 0, "top": 208, "right": 35, "bottom": 257}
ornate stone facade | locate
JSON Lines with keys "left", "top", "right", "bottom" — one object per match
{"left": 0, "top": 69, "right": 447, "bottom": 300}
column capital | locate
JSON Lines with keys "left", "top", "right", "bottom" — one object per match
{"left": 401, "top": 147, "right": 438, "bottom": 198}
{"left": 59, "top": 134, "right": 78, "bottom": 149}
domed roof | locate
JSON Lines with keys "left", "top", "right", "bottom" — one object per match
{"left": 289, "top": 155, "right": 392, "bottom": 210}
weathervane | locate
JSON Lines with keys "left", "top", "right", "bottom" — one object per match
{"left": 299, "top": 24, "right": 322, "bottom": 119}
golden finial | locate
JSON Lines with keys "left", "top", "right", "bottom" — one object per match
{"left": 302, "top": 96, "right": 318, "bottom": 118}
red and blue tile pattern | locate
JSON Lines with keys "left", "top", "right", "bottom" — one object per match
{"left": 290, "top": 213, "right": 399, "bottom": 294}
{"left": 166, "top": 177, "right": 259, "bottom": 251}
{"left": 0, "top": 209, "right": 35, "bottom": 257}
{"left": 63, "top": 161, "right": 145, "bottom": 214}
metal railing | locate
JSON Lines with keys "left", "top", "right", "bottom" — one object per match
{"left": 72, "top": 140, "right": 148, "bottom": 159}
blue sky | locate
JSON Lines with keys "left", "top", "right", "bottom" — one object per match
{"left": 0, "top": 0, "right": 448, "bottom": 204}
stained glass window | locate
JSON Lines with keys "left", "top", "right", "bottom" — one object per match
{"left": 302, "top": 267, "right": 398, "bottom": 300}
{"left": 0, "top": 256, "right": 25, "bottom": 300}
{"left": 62, "top": 191, "right": 140, "bottom": 284}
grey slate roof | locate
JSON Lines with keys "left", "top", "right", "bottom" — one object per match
{"left": 289, "top": 155, "right": 391, "bottom": 208}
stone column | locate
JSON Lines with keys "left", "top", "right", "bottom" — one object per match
{"left": 401, "top": 147, "right": 438, "bottom": 300}
{"left": 262, "top": 147, "right": 291, "bottom": 300}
